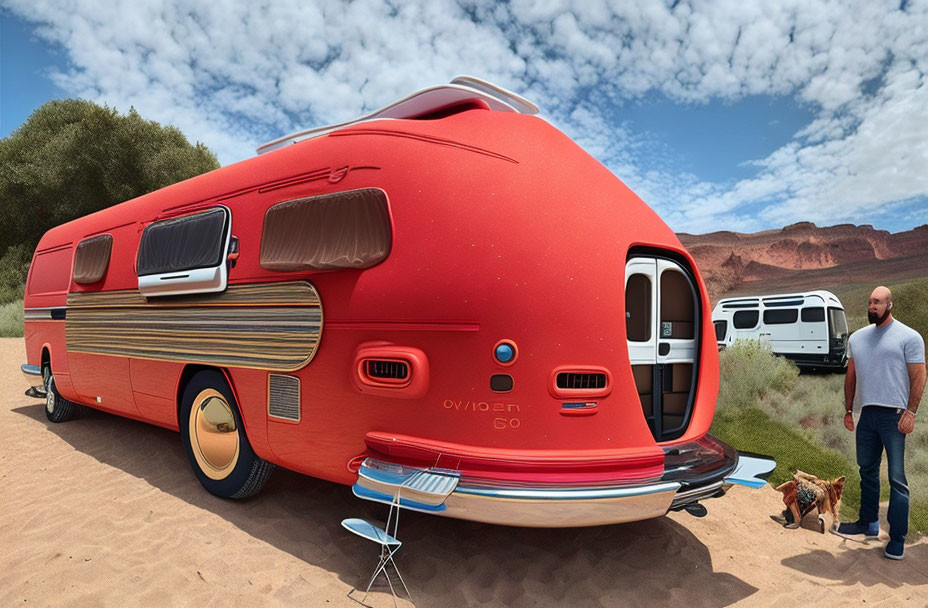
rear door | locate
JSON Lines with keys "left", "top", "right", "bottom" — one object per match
{"left": 625, "top": 257, "right": 699, "bottom": 441}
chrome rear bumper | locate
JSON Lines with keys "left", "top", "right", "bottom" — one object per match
{"left": 21, "top": 364, "right": 46, "bottom": 399}
{"left": 352, "top": 451, "right": 775, "bottom": 528}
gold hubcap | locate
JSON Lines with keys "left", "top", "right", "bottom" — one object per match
{"left": 189, "top": 389, "right": 240, "bottom": 480}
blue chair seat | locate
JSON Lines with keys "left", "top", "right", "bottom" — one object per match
{"left": 341, "top": 518, "right": 402, "bottom": 547}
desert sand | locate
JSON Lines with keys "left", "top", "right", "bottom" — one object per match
{"left": 2, "top": 337, "right": 927, "bottom": 607}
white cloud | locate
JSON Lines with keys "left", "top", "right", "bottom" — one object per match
{"left": 5, "top": 0, "right": 928, "bottom": 232}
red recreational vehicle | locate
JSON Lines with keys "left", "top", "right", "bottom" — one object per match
{"left": 22, "top": 78, "right": 772, "bottom": 527}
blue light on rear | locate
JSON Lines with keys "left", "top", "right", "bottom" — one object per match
{"left": 495, "top": 343, "right": 515, "bottom": 363}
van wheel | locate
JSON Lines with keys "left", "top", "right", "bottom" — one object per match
{"left": 43, "top": 368, "right": 79, "bottom": 423}
{"left": 180, "top": 370, "right": 274, "bottom": 499}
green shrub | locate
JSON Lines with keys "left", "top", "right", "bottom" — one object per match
{"left": 0, "top": 244, "right": 30, "bottom": 305}
{"left": 892, "top": 278, "right": 928, "bottom": 340}
{"left": 0, "top": 299, "right": 24, "bottom": 337}
{"left": 717, "top": 340, "right": 799, "bottom": 411}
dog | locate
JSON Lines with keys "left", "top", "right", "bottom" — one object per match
{"left": 772, "top": 470, "right": 845, "bottom": 533}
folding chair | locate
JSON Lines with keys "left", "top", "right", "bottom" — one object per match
{"left": 341, "top": 488, "right": 411, "bottom": 607}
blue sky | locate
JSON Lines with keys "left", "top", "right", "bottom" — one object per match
{"left": 2, "top": 1, "right": 927, "bottom": 235}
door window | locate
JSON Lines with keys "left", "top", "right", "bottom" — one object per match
{"left": 625, "top": 274, "right": 651, "bottom": 342}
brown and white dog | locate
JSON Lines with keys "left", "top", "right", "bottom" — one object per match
{"left": 773, "top": 470, "right": 845, "bottom": 533}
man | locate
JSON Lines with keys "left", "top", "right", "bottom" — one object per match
{"left": 834, "top": 286, "right": 926, "bottom": 560}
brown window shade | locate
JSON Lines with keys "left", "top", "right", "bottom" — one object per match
{"left": 260, "top": 188, "right": 392, "bottom": 272}
{"left": 626, "top": 274, "right": 651, "bottom": 342}
{"left": 660, "top": 270, "right": 694, "bottom": 339}
{"left": 72, "top": 234, "right": 113, "bottom": 284}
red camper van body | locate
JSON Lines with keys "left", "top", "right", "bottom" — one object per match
{"left": 22, "top": 82, "right": 769, "bottom": 527}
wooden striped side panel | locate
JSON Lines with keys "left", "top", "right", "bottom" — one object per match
{"left": 66, "top": 281, "right": 323, "bottom": 371}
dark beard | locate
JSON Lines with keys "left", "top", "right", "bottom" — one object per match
{"left": 868, "top": 309, "right": 891, "bottom": 325}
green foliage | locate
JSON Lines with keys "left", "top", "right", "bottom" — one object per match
{"left": 0, "top": 299, "right": 24, "bottom": 337}
{"left": 716, "top": 340, "right": 799, "bottom": 411}
{"left": 0, "top": 244, "right": 30, "bottom": 305}
{"left": 0, "top": 99, "right": 219, "bottom": 257}
{"left": 891, "top": 278, "right": 928, "bottom": 340}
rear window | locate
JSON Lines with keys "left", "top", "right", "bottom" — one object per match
{"left": 714, "top": 320, "right": 728, "bottom": 341}
{"left": 800, "top": 307, "right": 825, "bottom": 323}
{"left": 732, "top": 310, "right": 759, "bottom": 329}
{"left": 764, "top": 309, "right": 799, "bottom": 324}
{"left": 73, "top": 234, "right": 113, "bottom": 284}
{"left": 260, "top": 188, "right": 391, "bottom": 272}
{"left": 137, "top": 208, "right": 228, "bottom": 277}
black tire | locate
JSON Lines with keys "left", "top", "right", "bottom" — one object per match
{"left": 43, "top": 367, "right": 79, "bottom": 423}
{"left": 180, "top": 370, "right": 274, "bottom": 499}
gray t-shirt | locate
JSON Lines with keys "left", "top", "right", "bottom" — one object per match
{"left": 848, "top": 319, "right": 926, "bottom": 410}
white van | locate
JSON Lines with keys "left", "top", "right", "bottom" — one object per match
{"left": 712, "top": 290, "right": 849, "bottom": 370}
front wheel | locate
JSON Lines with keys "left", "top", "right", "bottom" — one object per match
{"left": 180, "top": 370, "right": 274, "bottom": 499}
{"left": 43, "top": 367, "right": 79, "bottom": 423}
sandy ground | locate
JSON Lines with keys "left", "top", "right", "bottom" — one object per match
{"left": 2, "top": 338, "right": 928, "bottom": 607}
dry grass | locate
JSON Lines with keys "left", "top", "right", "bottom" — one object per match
{"left": 0, "top": 300, "right": 23, "bottom": 338}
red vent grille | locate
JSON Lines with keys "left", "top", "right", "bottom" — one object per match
{"left": 556, "top": 372, "right": 607, "bottom": 390}
{"left": 365, "top": 360, "right": 409, "bottom": 381}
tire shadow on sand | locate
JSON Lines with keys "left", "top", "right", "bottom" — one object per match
{"left": 14, "top": 402, "right": 757, "bottom": 607}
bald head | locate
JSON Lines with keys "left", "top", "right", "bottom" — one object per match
{"left": 868, "top": 285, "right": 893, "bottom": 326}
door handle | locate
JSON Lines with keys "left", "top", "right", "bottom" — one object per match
{"left": 658, "top": 342, "right": 670, "bottom": 356}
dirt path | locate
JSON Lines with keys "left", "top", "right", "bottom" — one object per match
{"left": 2, "top": 338, "right": 927, "bottom": 607}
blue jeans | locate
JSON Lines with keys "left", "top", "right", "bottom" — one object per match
{"left": 857, "top": 406, "right": 909, "bottom": 542}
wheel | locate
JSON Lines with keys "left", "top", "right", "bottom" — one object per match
{"left": 180, "top": 370, "right": 275, "bottom": 499}
{"left": 43, "top": 366, "right": 79, "bottom": 423}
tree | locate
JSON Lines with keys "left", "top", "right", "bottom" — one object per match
{"left": 0, "top": 100, "right": 220, "bottom": 301}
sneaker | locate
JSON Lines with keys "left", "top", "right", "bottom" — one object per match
{"left": 832, "top": 519, "right": 880, "bottom": 539}
{"left": 884, "top": 540, "right": 905, "bottom": 560}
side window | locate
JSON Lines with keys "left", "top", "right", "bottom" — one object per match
{"left": 27, "top": 246, "right": 72, "bottom": 296}
{"left": 73, "top": 234, "right": 113, "bottom": 285}
{"left": 732, "top": 310, "right": 759, "bottom": 329}
{"left": 763, "top": 308, "right": 799, "bottom": 325}
{"left": 800, "top": 307, "right": 825, "bottom": 323}
{"left": 137, "top": 207, "right": 231, "bottom": 297}
{"left": 260, "top": 188, "right": 391, "bottom": 271}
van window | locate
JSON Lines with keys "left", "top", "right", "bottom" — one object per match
{"left": 27, "top": 246, "right": 72, "bottom": 295}
{"left": 732, "top": 310, "right": 759, "bottom": 329}
{"left": 829, "top": 308, "right": 849, "bottom": 340}
{"left": 73, "top": 234, "right": 113, "bottom": 284}
{"left": 137, "top": 208, "right": 229, "bottom": 276}
{"left": 626, "top": 274, "right": 651, "bottom": 342}
{"left": 714, "top": 320, "right": 728, "bottom": 341}
{"left": 260, "top": 188, "right": 391, "bottom": 271}
{"left": 800, "top": 307, "right": 825, "bottom": 323}
{"left": 764, "top": 309, "right": 798, "bottom": 324}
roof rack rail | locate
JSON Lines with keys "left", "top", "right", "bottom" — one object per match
{"left": 256, "top": 76, "right": 539, "bottom": 155}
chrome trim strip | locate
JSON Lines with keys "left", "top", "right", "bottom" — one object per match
{"left": 24, "top": 309, "right": 55, "bottom": 320}
{"left": 454, "top": 481, "right": 681, "bottom": 501}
